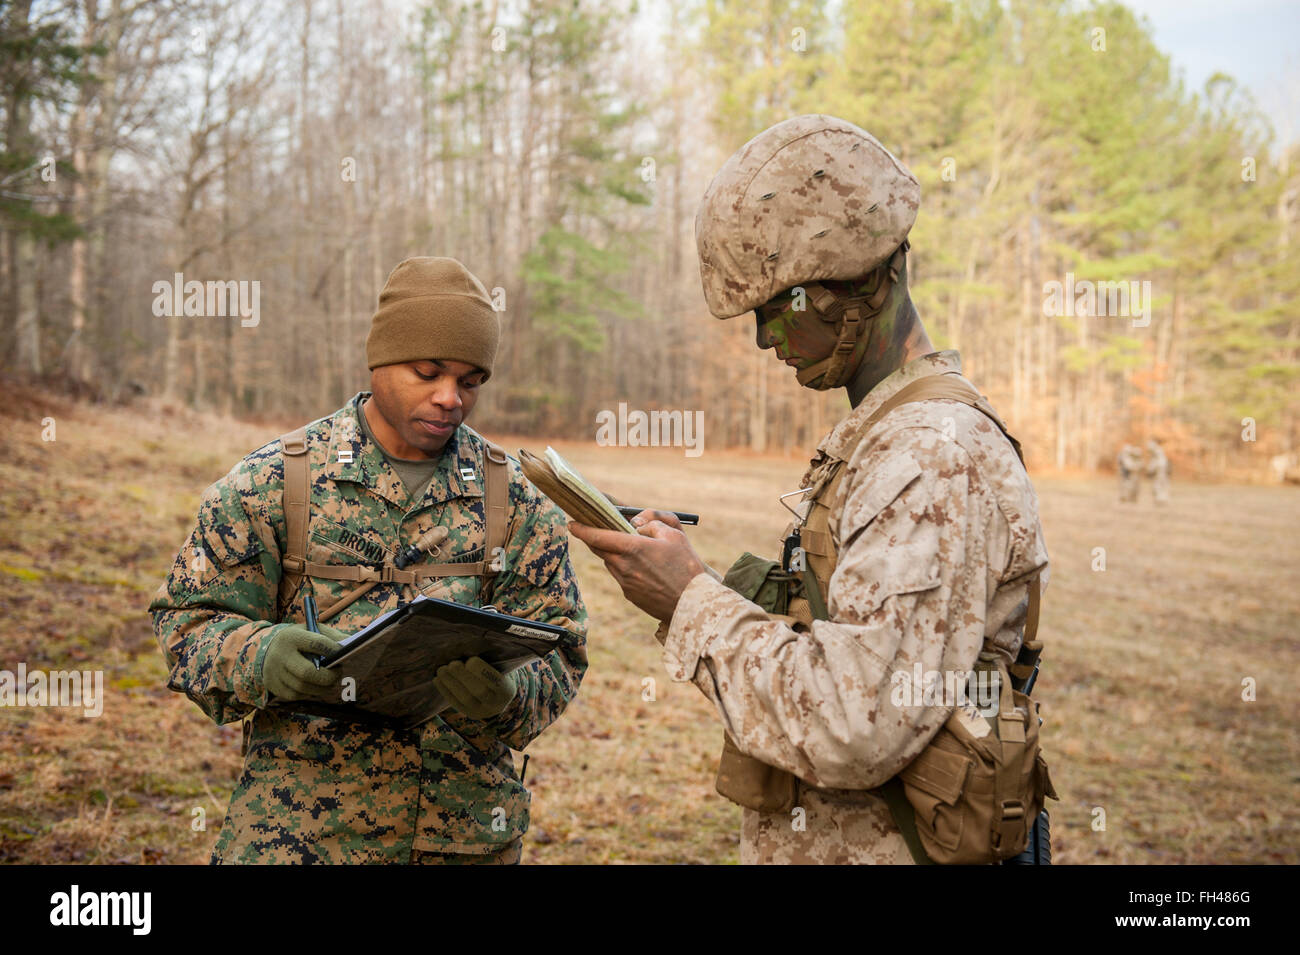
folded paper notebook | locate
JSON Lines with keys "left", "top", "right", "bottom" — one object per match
{"left": 518, "top": 446, "right": 636, "bottom": 533}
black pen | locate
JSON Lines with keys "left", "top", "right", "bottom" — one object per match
{"left": 304, "top": 593, "right": 320, "bottom": 632}
{"left": 304, "top": 593, "right": 321, "bottom": 669}
{"left": 615, "top": 505, "right": 700, "bottom": 526}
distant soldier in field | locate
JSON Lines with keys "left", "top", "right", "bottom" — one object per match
{"left": 571, "top": 115, "right": 1054, "bottom": 864}
{"left": 1270, "top": 451, "right": 1300, "bottom": 485}
{"left": 1118, "top": 444, "right": 1143, "bottom": 502}
{"left": 149, "top": 257, "right": 587, "bottom": 864}
{"left": 1146, "top": 439, "right": 1170, "bottom": 505}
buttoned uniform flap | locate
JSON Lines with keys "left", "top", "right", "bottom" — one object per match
{"left": 167, "top": 480, "right": 270, "bottom": 601}
{"left": 832, "top": 450, "right": 941, "bottom": 606}
{"left": 197, "top": 480, "right": 269, "bottom": 569}
{"left": 801, "top": 451, "right": 923, "bottom": 559}
{"left": 838, "top": 447, "right": 925, "bottom": 536}
{"left": 898, "top": 743, "right": 972, "bottom": 807}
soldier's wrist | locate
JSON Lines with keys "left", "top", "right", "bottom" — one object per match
{"left": 481, "top": 667, "right": 527, "bottom": 729}
{"left": 252, "top": 623, "right": 291, "bottom": 706}
{"left": 669, "top": 571, "right": 716, "bottom": 623}
{"left": 661, "top": 572, "right": 728, "bottom": 669}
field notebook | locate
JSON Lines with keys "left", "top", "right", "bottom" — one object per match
{"left": 277, "top": 595, "right": 571, "bottom": 729}
{"left": 518, "top": 446, "right": 636, "bottom": 533}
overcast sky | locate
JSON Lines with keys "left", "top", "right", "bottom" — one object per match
{"left": 1123, "top": 0, "right": 1299, "bottom": 146}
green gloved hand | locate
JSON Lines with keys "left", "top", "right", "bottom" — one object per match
{"left": 261, "top": 624, "right": 347, "bottom": 702}
{"left": 434, "top": 657, "right": 518, "bottom": 720}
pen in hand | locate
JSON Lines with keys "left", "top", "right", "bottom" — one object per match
{"left": 614, "top": 505, "right": 700, "bottom": 526}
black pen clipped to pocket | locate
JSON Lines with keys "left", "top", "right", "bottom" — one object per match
{"left": 304, "top": 593, "right": 322, "bottom": 668}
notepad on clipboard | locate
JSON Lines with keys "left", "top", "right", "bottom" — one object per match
{"left": 274, "top": 595, "right": 572, "bottom": 729}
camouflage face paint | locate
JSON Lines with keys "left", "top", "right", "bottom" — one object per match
{"left": 753, "top": 267, "right": 904, "bottom": 390}
{"left": 754, "top": 295, "right": 841, "bottom": 372}
{"left": 842, "top": 263, "right": 931, "bottom": 407}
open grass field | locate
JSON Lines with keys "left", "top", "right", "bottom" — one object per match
{"left": 1, "top": 381, "right": 1297, "bottom": 864}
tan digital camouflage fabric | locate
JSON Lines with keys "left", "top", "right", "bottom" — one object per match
{"left": 1118, "top": 444, "right": 1143, "bottom": 502}
{"left": 659, "top": 351, "right": 1049, "bottom": 864}
{"left": 149, "top": 392, "right": 588, "bottom": 863}
{"left": 695, "top": 114, "right": 920, "bottom": 320}
{"left": 1146, "top": 440, "right": 1171, "bottom": 504}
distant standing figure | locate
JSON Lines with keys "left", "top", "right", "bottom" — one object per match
{"left": 1117, "top": 444, "right": 1143, "bottom": 502}
{"left": 1270, "top": 452, "right": 1300, "bottom": 485}
{"left": 1147, "top": 439, "right": 1170, "bottom": 504}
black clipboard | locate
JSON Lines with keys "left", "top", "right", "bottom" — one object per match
{"left": 277, "top": 596, "right": 571, "bottom": 729}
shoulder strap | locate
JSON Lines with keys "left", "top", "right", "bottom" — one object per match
{"left": 800, "top": 371, "right": 1035, "bottom": 628}
{"left": 797, "top": 374, "right": 988, "bottom": 587}
{"left": 787, "top": 374, "right": 1043, "bottom": 864}
{"left": 860, "top": 373, "right": 1025, "bottom": 465}
{"left": 277, "top": 428, "right": 515, "bottom": 623}
{"left": 861, "top": 373, "right": 977, "bottom": 431}
{"left": 280, "top": 426, "right": 310, "bottom": 572}
{"left": 482, "top": 440, "right": 510, "bottom": 574}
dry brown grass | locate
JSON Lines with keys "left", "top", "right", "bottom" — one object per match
{"left": 1, "top": 380, "right": 1296, "bottom": 864}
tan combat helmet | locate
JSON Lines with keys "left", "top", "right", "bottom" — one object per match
{"left": 696, "top": 114, "right": 920, "bottom": 389}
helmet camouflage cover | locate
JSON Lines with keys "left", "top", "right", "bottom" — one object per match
{"left": 695, "top": 114, "right": 920, "bottom": 320}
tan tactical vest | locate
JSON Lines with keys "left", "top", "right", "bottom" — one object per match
{"left": 715, "top": 372, "right": 1051, "bottom": 863}
{"left": 276, "top": 425, "right": 511, "bottom": 623}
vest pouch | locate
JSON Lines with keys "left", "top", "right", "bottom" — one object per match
{"left": 898, "top": 664, "right": 1052, "bottom": 864}
{"left": 895, "top": 741, "right": 972, "bottom": 854}
{"left": 715, "top": 732, "right": 799, "bottom": 814}
{"left": 708, "top": 377, "right": 1055, "bottom": 860}
{"left": 720, "top": 552, "right": 796, "bottom": 613}
{"left": 714, "top": 553, "right": 803, "bottom": 813}
{"left": 1035, "top": 749, "right": 1058, "bottom": 803}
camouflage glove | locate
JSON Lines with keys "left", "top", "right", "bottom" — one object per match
{"left": 260, "top": 624, "right": 346, "bottom": 702}
{"left": 434, "top": 657, "right": 518, "bottom": 720}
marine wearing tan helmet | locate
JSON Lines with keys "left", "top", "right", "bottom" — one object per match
{"left": 695, "top": 114, "right": 920, "bottom": 389}
{"left": 568, "top": 112, "right": 1053, "bottom": 866}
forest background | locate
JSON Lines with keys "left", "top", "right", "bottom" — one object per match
{"left": 3, "top": 0, "right": 1298, "bottom": 477}
{"left": 3, "top": 0, "right": 1299, "bottom": 867}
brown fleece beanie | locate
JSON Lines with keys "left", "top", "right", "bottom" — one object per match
{"left": 365, "top": 257, "right": 500, "bottom": 379}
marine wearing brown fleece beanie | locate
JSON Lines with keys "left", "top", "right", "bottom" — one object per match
{"left": 365, "top": 257, "right": 500, "bottom": 379}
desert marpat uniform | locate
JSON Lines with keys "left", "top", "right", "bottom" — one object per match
{"left": 1118, "top": 444, "right": 1142, "bottom": 502}
{"left": 660, "top": 351, "right": 1049, "bottom": 864}
{"left": 149, "top": 391, "right": 587, "bottom": 863}
{"left": 1146, "top": 440, "right": 1170, "bottom": 504}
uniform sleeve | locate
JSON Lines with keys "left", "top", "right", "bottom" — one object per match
{"left": 470, "top": 465, "right": 588, "bottom": 750}
{"left": 660, "top": 428, "right": 996, "bottom": 791}
{"left": 148, "top": 457, "right": 284, "bottom": 726}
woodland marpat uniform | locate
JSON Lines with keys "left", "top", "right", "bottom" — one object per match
{"left": 149, "top": 392, "right": 587, "bottom": 863}
{"left": 660, "top": 352, "right": 1048, "bottom": 864}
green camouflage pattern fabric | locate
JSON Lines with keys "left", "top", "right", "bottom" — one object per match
{"left": 149, "top": 391, "right": 587, "bottom": 863}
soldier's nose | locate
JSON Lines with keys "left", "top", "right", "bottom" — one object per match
{"left": 428, "top": 381, "right": 462, "bottom": 409}
{"left": 755, "top": 312, "right": 774, "bottom": 349}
